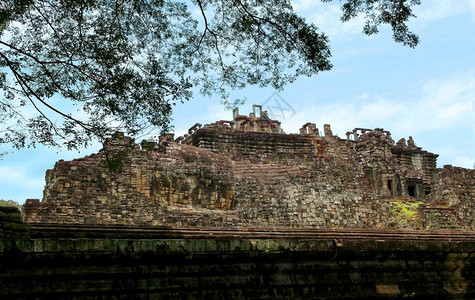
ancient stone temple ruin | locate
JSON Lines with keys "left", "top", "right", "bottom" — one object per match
{"left": 5, "top": 105, "right": 474, "bottom": 298}
{"left": 23, "top": 105, "right": 474, "bottom": 230}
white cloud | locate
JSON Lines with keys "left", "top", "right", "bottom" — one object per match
{"left": 203, "top": 100, "right": 231, "bottom": 122}
{"left": 396, "top": 70, "right": 475, "bottom": 134}
{"left": 172, "top": 99, "right": 230, "bottom": 137}
{"left": 356, "top": 97, "right": 405, "bottom": 121}
{"left": 0, "top": 166, "right": 44, "bottom": 189}
{"left": 292, "top": 0, "right": 318, "bottom": 12}
{"left": 279, "top": 94, "right": 404, "bottom": 137}
{"left": 416, "top": 0, "right": 474, "bottom": 22}
{"left": 293, "top": 0, "right": 475, "bottom": 41}
{"left": 293, "top": 1, "right": 365, "bottom": 40}
{"left": 276, "top": 69, "right": 474, "bottom": 168}
{"left": 437, "top": 103, "right": 470, "bottom": 120}
{"left": 453, "top": 156, "right": 475, "bottom": 169}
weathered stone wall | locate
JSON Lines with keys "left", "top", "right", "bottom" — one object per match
{"left": 22, "top": 127, "right": 474, "bottom": 230}
{"left": 10, "top": 110, "right": 475, "bottom": 298}
{"left": 23, "top": 139, "right": 384, "bottom": 227}
{"left": 24, "top": 135, "right": 238, "bottom": 226}
{"left": 186, "top": 129, "right": 316, "bottom": 159}
{"left": 429, "top": 165, "right": 475, "bottom": 230}
{"left": 21, "top": 112, "right": 473, "bottom": 230}
{"left": 2, "top": 208, "right": 475, "bottom": 299}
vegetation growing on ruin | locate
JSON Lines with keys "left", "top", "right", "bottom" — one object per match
{"left": 0, "top": 199, "right": 21, "bottom": 210}
{"left": 389, "top": 198, "right": 424, "bottom": 229}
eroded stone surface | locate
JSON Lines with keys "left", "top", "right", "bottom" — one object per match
{"left": 2, "top": 207, "right": 474, "bottom": 299}
{"left": 22, "top": 108, "right": 474, "bottom": 230}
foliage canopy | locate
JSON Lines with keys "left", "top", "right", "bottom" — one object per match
{"left": 0, "top": 0, "right": 420, "bottom": 150}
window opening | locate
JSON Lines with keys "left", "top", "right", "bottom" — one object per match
{"left": 253, "top": 105, "right": 262, "bottom": 118}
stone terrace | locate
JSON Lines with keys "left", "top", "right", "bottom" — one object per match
{"left": 22, "top": 106, "right": 474, "bottom": 230}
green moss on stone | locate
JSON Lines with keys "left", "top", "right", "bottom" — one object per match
{"left": 216, "top": 240, "right": 229, "bottom": 252}
{"left": 33, "top": 239, "right": 44, "bottom": 252}
{"left": 229, "top": 239, "right": 241, "bottom": 251}
{"left": 46, "top": 239, "right": 60, "bottom": 252}
{"left": 88, "top": 239, "right": 104, "bottom": 251}
{"left": 255, "top": 240, "right": 281, "bottom": 253}
{"left": 141, "top": 240, "right": 155, "bottom": 252}
{"left": 166, "top": 240, "right": 186, "bottom": 253}
{"left": 132, "top": 240, "right": 141, "bottom": 252}
{"left": 185, "top": 239, "right": 206, "bottom": 253}
{"left": 15, "top": 239, "right": 33, "bottom": 252}
{"left": 103, "top": 239, "right": 113, "bottom": 251}
{"left": 205, "top": 240, "right": 217, "bottom": 252}
{"left": 154, "top": 240, "right": 167, "bottom": 251}
{"left": 117, "top": 240, "right": 130, "bottom": 253}
{"left": 240, "top": 240, "right": 251, "bottom": 252}
{"left": 76, "top": 239, "right": 89, "bottom": 251}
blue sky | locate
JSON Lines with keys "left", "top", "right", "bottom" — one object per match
{"left": 1, "top": 0, "right": 474, "bottom": 204}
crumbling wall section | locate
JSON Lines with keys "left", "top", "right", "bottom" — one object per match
{"left": 22, "top": 125, "right": 473, "bottom": 230}
{"left": 24, "top": 136, "right": 238, "bottom": 225}
{"left": 224, "top": 157, "right": 394, "bottom": 228}
{"left": 21, "top": 135, "right": 411, "bottom": 228}
{"left": 185, "top": 129, "right": 315, "bottom": 160}
{"left": 430, "top": 165, "right": 475, "bottom": 230}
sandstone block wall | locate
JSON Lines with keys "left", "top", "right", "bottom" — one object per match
{"left": 430, "top": 165, "right": 475, "bottom": 230}
{"left": 2, "top": 206, "right": 475, "bottom": 299}
{"left": 3, "top": 206, "right": 475, "bottom": 299}
{"left": 22, "top": 121, "right": 474, "bottom": 230}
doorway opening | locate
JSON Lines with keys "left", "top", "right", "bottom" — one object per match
{"left": 408, "top": 185, "right": 416, "bottom": 197}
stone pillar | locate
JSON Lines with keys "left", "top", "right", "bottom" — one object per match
{"left": 324, "top": 124, "right": 333, "bottom": 137}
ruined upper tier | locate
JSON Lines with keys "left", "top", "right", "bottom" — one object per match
{"left": 23, "top": 106, "right": 474, "bottom": 230}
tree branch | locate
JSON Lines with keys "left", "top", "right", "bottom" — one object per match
{"left": 0, "top": 51, "right": 95, "bottom": 136}
{"left": 195, "top": 0, "right": 227, "bottom": 82}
